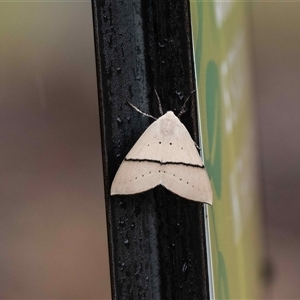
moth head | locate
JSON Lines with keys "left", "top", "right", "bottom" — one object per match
{"left": 160, "top": 111, "right": 178, "bottom": 137}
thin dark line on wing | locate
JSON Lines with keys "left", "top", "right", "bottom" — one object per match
{"left": 125, "top": 158, "right": 205, "bottom": 169}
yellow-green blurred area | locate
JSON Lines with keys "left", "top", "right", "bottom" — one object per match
{"left": 0, "top": 2, "right": 299, "bottom": 299}
{"left": 190, "top": 2, "right": 300, "bottom": 299}
{"left": 190, "top": 2, "right": 262, "bottom": 299}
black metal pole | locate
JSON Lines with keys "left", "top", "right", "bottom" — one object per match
{"left": 92, "top": 1, "right": 209, "bottom": 299}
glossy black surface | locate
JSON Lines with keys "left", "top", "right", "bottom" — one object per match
{"left": 92, "top": 0, "right": 209, "bottom": 299}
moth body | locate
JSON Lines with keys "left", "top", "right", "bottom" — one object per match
{"left": 111, "top": 111, "right": 213, "bottom": 204}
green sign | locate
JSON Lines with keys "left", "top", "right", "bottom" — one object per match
{"left": 190, "top": 2, "right": 263, "bottom": 299}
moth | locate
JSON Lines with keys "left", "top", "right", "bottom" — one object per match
{"left": 110, "top": 97, "right": 213, "bottom": 204}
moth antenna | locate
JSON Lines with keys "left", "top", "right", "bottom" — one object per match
{"left": 178, "top": 90, "right": 196, "bottom": 118}
{"left": 127, "top": 101, "right": 157, "bottom": 120}
{"left": 154, "top": 88, "right": 164, "bottom": 116}
{"left": 111, "top": 103, "right": 213, "bottom": 204}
